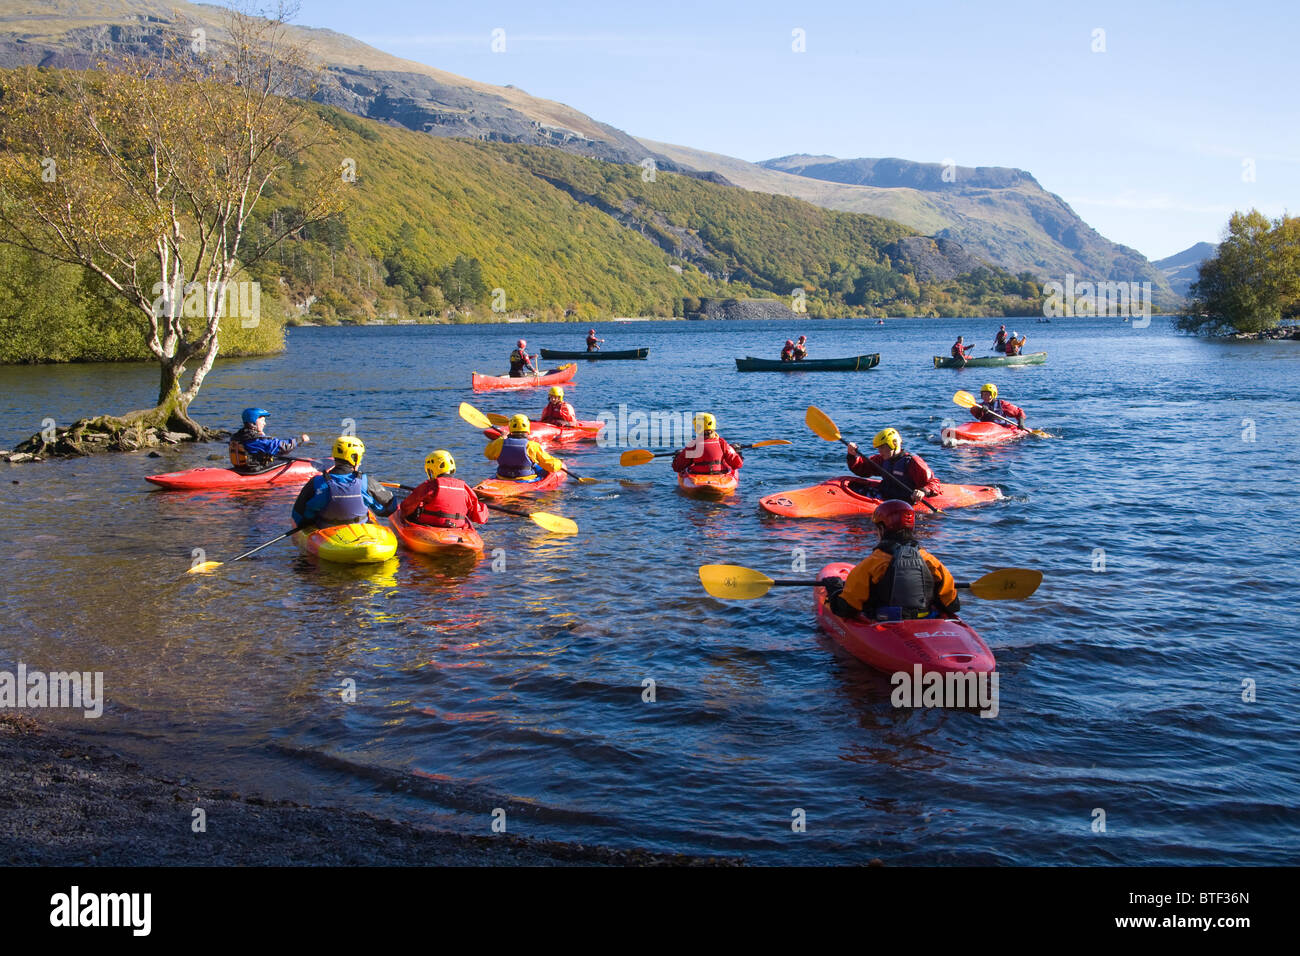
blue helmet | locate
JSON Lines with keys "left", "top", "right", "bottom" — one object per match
{"left": 241, "top": 407, "right": 270, "bottom": 425}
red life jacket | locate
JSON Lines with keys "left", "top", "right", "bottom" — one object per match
{"left": 685, "top": 437, "right": 727, "bottom": 474}
{"left": 404, "top": 478, "right": 472, "bottom": 528}
{"left": 541, "top": 400, "right": 576, "bottom": 425}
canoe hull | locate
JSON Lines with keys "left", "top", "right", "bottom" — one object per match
{"left": 471, "top": 364, "right": 577, "bottom": 391}
{"left": 539, "top": 348, "right": 648, "bottom": 360}
{"left": 932, "top": 351, "right": 1046, "bottom": 369}
{"left": 735, "top": 353, "right": 880, "bottom": 372}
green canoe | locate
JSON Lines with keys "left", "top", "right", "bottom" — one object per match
{"left": 539, "top": 347, "right": 649, "bottom": 360}
{"left": 933, "top": 351, "right": 1047, "bottom": 369}
{"left": 735, "top": 353, "right": 881, "bottom": 372}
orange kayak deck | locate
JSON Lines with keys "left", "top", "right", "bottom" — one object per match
{"left": 473, "top": 469, "right": 567, "bottom": 499}
{"left": 677, "top": 470, "right": 739, "bottom": 498}
{"left": 759, "top": 476, "right": 1002, "bottom": 518}
{"left": 389, "top": 510, "right": 484, "bottom": 554}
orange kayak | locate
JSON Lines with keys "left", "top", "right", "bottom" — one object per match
{"left": 759, "top": 476, "right": 1002, "bottom": 518}
{"left": 471, "top": 364, "right": 576, "bottom": 391}
{"left": 941, "top": 421, "right": 1023, "bottom": 446}
{"left": 389, "top": 509, "right": 484, "bottom": 555}
{"left": 146, "top": 459, "right": 318, "bottom": 490}
{"left": 677, "top": 469, "right": 739, "bottom": 499}
{"left": 481, "top": 419, "right": 605, "bottom": 445}
{"left": 473, "top": 468, "right": 567, "bottom": 499}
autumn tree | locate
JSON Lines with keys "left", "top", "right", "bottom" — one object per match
{"left": 0, "top": 3, "right": 346, "bottom": 448}
{"left": 1180, "top": 210, "right": 1300, "bottom": 335}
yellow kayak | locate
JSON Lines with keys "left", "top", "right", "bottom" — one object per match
{"left": 293, "top": 521, "right": 398, "bottom": 564}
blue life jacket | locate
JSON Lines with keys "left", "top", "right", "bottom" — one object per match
{"left": 497, "top": 435, "right": 536, "bottom": 479}
{"left": 319, "top": 471, "right": 370, "bottom": 524}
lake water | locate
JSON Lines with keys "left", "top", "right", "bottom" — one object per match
{"left": 3, "top": 316, "right": 1298, "bottom": 863}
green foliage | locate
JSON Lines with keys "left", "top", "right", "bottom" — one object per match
{"left": 1180, "top": 210, "right": 1300, "bottom": 335}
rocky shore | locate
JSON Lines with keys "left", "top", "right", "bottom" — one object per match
{"left": 1227, "top": 325, "right": 1300, "bottom": 340}
{"left": 0, "top": 716, "right": 733, "bottom": 866}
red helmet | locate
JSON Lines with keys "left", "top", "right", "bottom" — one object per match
{"left": 797, "top": 335, "right": 806, "bottom": 341}
{"left": 517, "top": 339, "right": 526, "bottom": 348}
{"left": 588, "top": 328, "right": 596, "bottom": 334}
{"left": 872, "top": 499, "right": 915, "bottom": 533}
{"left": 785, "top": 339, "right": 794, "bottom": 347}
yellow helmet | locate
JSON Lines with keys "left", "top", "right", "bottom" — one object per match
{"left": 872, "top": 428, "right": 901, "bottom": 452}
{"left": 693, "top": 412, "right": 717, "bottom": 435}
{"left": 548, "top": 386, "right": 565, "bottom": 400}
{"left": 981, "top": 383, "right": 998, "bottom": 399}
{"left": 425, "top": 450, "right": 455, "bottom": 480}
{"left": 508, "top": 414, "right": 531, "bottom": 435}
{"left": 332, "top": 435, "right": 365, "bottom": 466}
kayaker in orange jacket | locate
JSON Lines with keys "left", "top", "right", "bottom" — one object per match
{"left": 672, "top": 413, "right": 744, "bottom": 475}
{"left": 845, "top": 428, "right": 941, "bottom": 503}
{"left": 484, "top": 415, "right": 564, "bottom": 479}
{"left": 821, "top": 500, "right": 960, "bottom": 621}
{"left": 540, "top": 386, "right": 579, "bottom": 426}
{"left": 970, "top": 383, "right": 1026, "bottom": 428}
{"left": 398, "top": 450, "right": 488, "bottom": 530}
{"left": 1005, "top": 332, "right": 1026, "bottom": 356}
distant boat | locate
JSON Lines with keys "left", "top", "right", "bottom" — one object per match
{"left": 735, "top": 353, "right": 880, "bottom": 372}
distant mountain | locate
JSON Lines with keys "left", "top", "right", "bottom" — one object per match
{"left": 643, "top": 142, "right": 1179, "bottom": 305}
{"left": 1154, "top": 242, "right": 1217, "bottom": 298}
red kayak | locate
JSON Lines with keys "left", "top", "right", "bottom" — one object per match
{"left": 481, "top": 419, "right": 605, "bottom": 445}
{"left": 389, "top": 509, "right": 484, "bottom": 555}
{"left": 471, "top": 364, "right": 576, "bottom": 392}
{"left": 814, "top": 562, "right": 996, "bottom": 674}
{"left": 473, "top": 468, "right": 567, "bottom": 499}
{"left": 677, "top": 469, "right": 739, "bottom": 499}
{"left": 759, "top": 476, "right": 1001, "bottom": 518}
{"left": 146, "top": 459, "right": 318, "bottom": 490}
{"left": 941, "top": 421, "right": 1023, "bottom": 446}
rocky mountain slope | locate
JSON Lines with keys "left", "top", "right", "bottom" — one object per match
{"left": 1153, "top": 241, "right": 1217, "bottom": 298}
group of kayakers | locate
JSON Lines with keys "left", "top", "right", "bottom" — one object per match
{"left": 950, "top": 327, "right": 1027, "bottom": 362}
{"left": 780, "top": 335, "right": 808, "bottom": 361}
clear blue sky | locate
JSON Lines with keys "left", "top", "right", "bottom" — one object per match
{"left": 296, "top": 0, "right": 1298, "bottom": 261}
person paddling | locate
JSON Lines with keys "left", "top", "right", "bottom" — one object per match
{"left": 781, "top": 339, "right": 796, "bottom": 362}
{"left": 291, "top": 436, "right": 396, "bottom": 528}
{"left": 951, "top": 336, "right": 974, "bottom": 361}
{"left": 540, "top": 386, "right": 578, "bottom": 426}
{"left": 1005, "top": 332, "right": 1026, "bottom": 356}
{"left": 970, "top": 383, "right": 1027, "bottom": 428}
{"left": 484, "top": 414, "right": 564, "bottom": 480}
{"left": 845, "top": 428, "right": 941, "bottom": 505}
{"left": 673, "top": 413, "right": 744, "bottom": 476}
{"left": 993, "top": 325, "right": 1008, "bottom": 352}
{"left": 397, "top": 451, "right": 488, "bottom": 532}
{"left": 586, "top": 328, "right": 604, "bottom": 352}
{"left": 793, "top": 335, "right": 808, "bottom": 360}
{"left": 820, "top": 500, "right": 961, "bottom": 621}
{"left": 509, "top": 339, "right": 539, "bottom": 378}
{"left": 228, "top": 407, "right": 309, "bottom": 473}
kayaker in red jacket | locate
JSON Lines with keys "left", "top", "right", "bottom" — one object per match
{"left": 845, "top": 428, "right": 941, "bottom": 503}
{"left": 540, "top": 386, "right": 578, "bottom": 426}
{"left": 793, "top": 335, "right": 808, "bottom": 360}
{"left": 780, "top": 339, "right": 796, "bottom": 362}
{"left": 1005, "top": 332, "right": 1026, "bottom": 356}
{"left": 509, "top": 339, "right": 539, "bottom": 377}
{"left": 970, "top": 383, "right": 1026, "bottom": 428}
{"left": 821, "top": 500, "right": 960, "bottom": 621}
{"left": 672, "top": 413, "right": 744, "bottom": 475}
{"left": 951, "top": 336, "right": 974, "bottom": 361}
{"left": 398, "top": 450, "right": 488, "bottom": 530}
{"left": 586, "top": 328, "right": 604, "bottom": 352}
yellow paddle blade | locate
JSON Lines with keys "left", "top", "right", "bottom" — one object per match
{"left": 1029, "top": 428, "right": 1052, "bottom": 439}
{"left": 967, "top": 568, "right": 1042, "bottom": 600}
{"left": 486, "top": 412, "right": 510, "bottom": 426}
{"left": 458, "top": 402, "right": 492, "bottom": 429}
{"left": 186, "top": 561, "right": 223, "bottom": 574}
{"left": 804, "top": 405, "right": 841, "bottom": 443}
{"left": 749, "top": 439, "right": 793, "bottom": 448}
{"left": 529, "top": 511, "right": 578, "bottom": 535}
{"left": 619, "top": 449, "right": 656, "bottom": 466}
{"left": 699, "top": 564, "right": 775, "bottom": 600}
{"left": 952, "top": 390, "right": 977, "bottom": 409}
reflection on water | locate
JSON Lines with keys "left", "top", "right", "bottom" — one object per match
{"left": 3, "top": 317, "right": 1300, "bottom": 863}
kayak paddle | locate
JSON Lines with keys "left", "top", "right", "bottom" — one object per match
{"left": 952, "top": 391, "right": 1051, "bottom": 438}
{"left": 804, "top": 406, "right": 944, "bottom": 514}
{"left": 381, "top": 482, "right": 577, "bottom": 535}
{"left": 619, "top": 439, "right": 792, "bottom": 467}
{"left": 187, "top": 524, "right": 310, "bottom": 574}
{"left": 458, "top": 401, "right": 599, "bottom": 484}
{"left": 698, "top": 564, "right": 1042, "bottom": 601}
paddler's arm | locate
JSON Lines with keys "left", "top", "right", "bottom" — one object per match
{"left": 921, "top": 549, "right": 960, "bottom": 614}
{"left": 465, "top": 486, "right": 489, "bottom": 524}
{"left": 291, "top": 474, "right": 328, "bottom": 526}
{"left": 365, "top": 475, "right": 398, "bottom": 517}
{"left": 831, "top": 552, "right": 890, "bottom": 619}
{"left": 483, "top": 436, "right": 504, "bottom": 461}
{"left": 906, "top": 453, "right": 942, "bottom": 497}
{"left": 528, "top": 442, "right": 563, "bottom": 473}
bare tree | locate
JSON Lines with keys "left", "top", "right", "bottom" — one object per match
{"left": 0, "top": 2, "right": 346, "bottom": 448}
